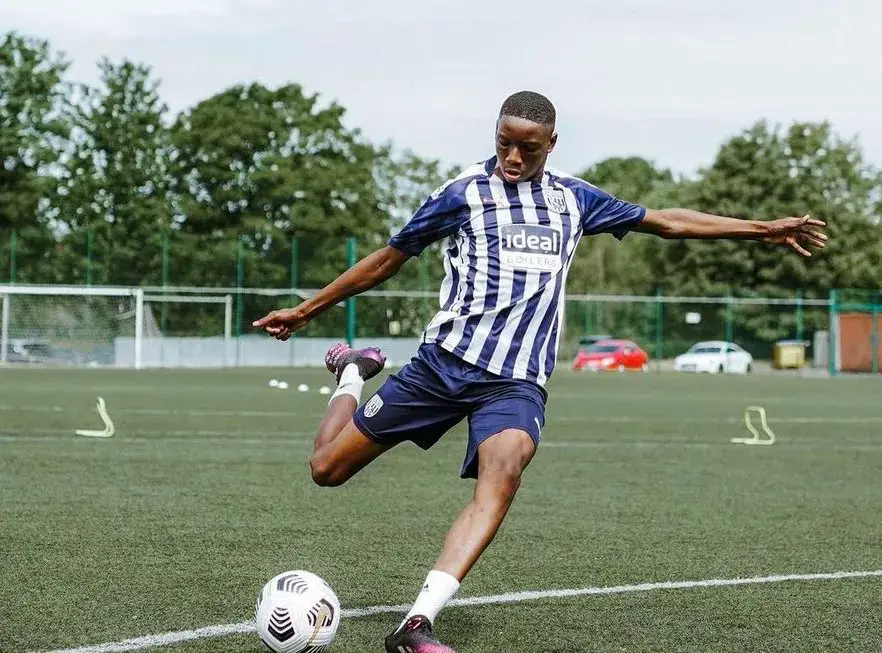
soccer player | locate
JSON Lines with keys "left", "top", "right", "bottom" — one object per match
{"left": 254, "top": 91, "right": 827, "bottom": 653}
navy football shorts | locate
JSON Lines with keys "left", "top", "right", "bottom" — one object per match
{"left": 352, "top": 343, "right": 547, "bottom": 479}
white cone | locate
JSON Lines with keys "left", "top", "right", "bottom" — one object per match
{"left": 277, "top": 381, "right": 289, "bottom": 390}
{"left": 269, "top": 379, "right": 279, "bottom": 387}
{"left": 319, "top": 386, "right": 331, "bottom": 395}
{"left": 297, "top": 384, "right": 309, "bottom": 392}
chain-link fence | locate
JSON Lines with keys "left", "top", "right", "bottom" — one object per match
{"left": 4, "top": 221, "right": 880, "bottom": 374}
{"left": 5, "top": 283, "right": 881, "bottom": 374}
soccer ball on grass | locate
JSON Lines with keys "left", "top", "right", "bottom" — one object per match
{"left": 255, "top": 571, "right": 341, "bottom": 652}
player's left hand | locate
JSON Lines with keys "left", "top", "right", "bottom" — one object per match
{"left": 761, "top": 215, "right": 828, "bottom": 257}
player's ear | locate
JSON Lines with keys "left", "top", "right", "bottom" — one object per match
{"left": 548, "top": 132, "right": 558, "bottom": 153}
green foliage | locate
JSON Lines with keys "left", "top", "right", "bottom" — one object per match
{"left": 644, "top": 121, "right": 882, "bottom": 348}
{"left": 581, "top": 156, "right": 675, "bottom": 202}
{"left": 0, "top": 32, "right": 68, "bottom": 281}
{"left": 51, "top": 58, "right": 173, "bottom": 285}
{"left": 171, "top": 83, "right": 384, "bottom": 290}
{"left": 568, "top": 157, "right": 681, "bottom": 296}
{"left": 361, "top": 150, "right": 455, "bottom": 337}
{"left": 655, "top": 121, "right": 882, "bottom": 296}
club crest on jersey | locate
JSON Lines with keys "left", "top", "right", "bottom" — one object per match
{"left": 543, "top": 189, "right": 567, "bottom": 213}
{"left": 499, "top": 224, "right": 563, "bottom": 273}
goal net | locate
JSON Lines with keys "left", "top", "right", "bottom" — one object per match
{"left": 0, "top": 285, "right": 144, "bottom": 368}
{"left": 0, "top": 286, "right": 238, "bottom": 369}
{"left": 137, "top": 293, "right": 233, "bottom": 368}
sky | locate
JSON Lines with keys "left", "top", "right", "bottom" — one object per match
{"left": 3, "top": 0, "right": 881, "bottom": 177}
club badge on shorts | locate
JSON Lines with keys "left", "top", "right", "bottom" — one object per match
{"left": 363, "top": 394, "right": 384, "bottom": 418}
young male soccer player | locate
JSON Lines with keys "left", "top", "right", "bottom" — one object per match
{"left": 254, "top": 91, "right": 827, "bottom": 652}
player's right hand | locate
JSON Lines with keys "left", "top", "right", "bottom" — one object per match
{"left": 252, "top": 307, "right": 309, "bottom": 341}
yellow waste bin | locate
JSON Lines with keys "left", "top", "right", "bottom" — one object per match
{"left": 773, "top": 340, "right": 806, "bottom": 369}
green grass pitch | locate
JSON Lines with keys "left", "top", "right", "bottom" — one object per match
{"left": 2, "top": 367, "right": 881, "bottom": 652}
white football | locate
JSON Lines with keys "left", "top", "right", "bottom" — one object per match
{"left": 255, "top": 570, "right": 341, "bottom": 653}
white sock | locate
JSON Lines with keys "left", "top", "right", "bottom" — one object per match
{"left": 329, "top": 364, "right": 364, "bottom": 404}
{"left": 402, "top": 570, "right": 460, "bottom": 627}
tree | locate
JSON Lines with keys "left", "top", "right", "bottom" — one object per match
{"left": 654, "top": 121, "right": 882, "bottom": 294}
{"left": 51, "top": 58, "right": 173, "bottom": 285}
{"left": 170, "top": 83, "right": 400, "bottom": 335}
{"left": 171, "top": 84, "right": 384, "bottom": 281}
{"left": 358, "top": 149, "right": 456, "bottom": 337}
{"left": 0, "top": 32, "right": 68, "bottom": 282}
{"left": 648, "top": 121, "right": 882, "bottom": 351}
{"left": 567, "top": 157, "right": 680, "bottom": 298}
{"left": 580, "top": 156, "right": 674, "bottom": 204}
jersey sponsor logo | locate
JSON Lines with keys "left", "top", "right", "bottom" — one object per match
{"left": 363, "top": 394, "right": 384, "bottom": 418}
{"left": 499, "top": 224, "right": 562, "bottom": 272}
{"left": 543, "top": 188, "right": 567, "bottom": 213}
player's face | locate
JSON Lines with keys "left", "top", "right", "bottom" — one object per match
{"left": 495, "top": 115, "right": 557, "bottom": 184}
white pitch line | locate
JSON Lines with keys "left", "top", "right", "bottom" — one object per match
{"left": 38, "top": 569, "right": 882, "bottom": 653}
{"left": 3, "top": 403, "right": 882, "bottom": 425}
{"left": 550, "top": 415, "right": 882, "bottom": 425}
{"left": 0, "top": 430, "right": 317, "bottom": 447}
{"left": 539, "top": 441, "right": 882, "bottom": 451}
{"left": 0, "top": 428, "right": 316, "bottom": 438}
{"left": 0, "top": 404, "right": 325, "bottom": 418}
{"left": 3, "top": 432, "right": 882, "bottom": 451}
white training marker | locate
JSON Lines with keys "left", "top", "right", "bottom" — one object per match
{"left": 277, "top": 381, "right": 289, "bottom": 390}
{"left": 732, "top": 405, "right": 776, "bottom": 445}
{"left": 297, "top": 384, "right": 309, "bottom": 392}
{"left": 269, "top": 379, "right": 279, "bottom": 388}
{"left": 75, "top": 397, "right": 115, "bottom": 438}
{"left": 319, "top": 386, "right": 331, "bottom": 395}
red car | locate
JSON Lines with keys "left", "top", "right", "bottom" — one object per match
{"left": 572, "top": 339, "right": 649, "bottom": 372}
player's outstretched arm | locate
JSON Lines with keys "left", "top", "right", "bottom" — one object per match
{"left": 635, "top": 209, "right": 828, "bottom": 257}
{"left": 253, "top": 245, "right": 410, "bottom": 341}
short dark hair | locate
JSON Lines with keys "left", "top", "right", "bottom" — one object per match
{"left": 499, "top": 91, "right": 556, "bottom": 128}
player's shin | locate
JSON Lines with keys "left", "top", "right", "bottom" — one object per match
{"left": 314, "top": 396, "right": 356, "bottom": 452}
{"left": 313, "top": 364, "right": 363, "bottom": 452}
{"left": 400, "top": 468, "right": 522, "bottom": 629}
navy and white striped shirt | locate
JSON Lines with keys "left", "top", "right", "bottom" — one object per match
{"left": 389, "top": 157, "right": 645, "bottom": 386}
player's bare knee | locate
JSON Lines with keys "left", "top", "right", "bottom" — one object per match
{"left": 481, "top": 460, "right": 523, "bottom": 498}
{"left": 309, "top": 454, "right": 348, "bottom": 487}
{"left": 498, "top": 467, "right": 523, "bottom": 498}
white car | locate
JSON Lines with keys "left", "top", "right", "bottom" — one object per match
{"left": 673, "top": 341, "right": 753, "bottom": 374}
